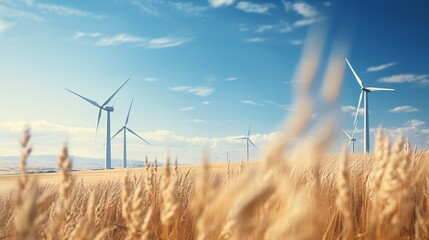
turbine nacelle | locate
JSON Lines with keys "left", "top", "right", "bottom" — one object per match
{"left": 103, "top": 106, "right": 114, "bottom": 111}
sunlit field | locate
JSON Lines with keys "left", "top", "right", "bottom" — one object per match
{"left": 1, "top": 126, "right": 429, "bottom": 239}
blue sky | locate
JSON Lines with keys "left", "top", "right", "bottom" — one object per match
{"left": 0, "top": 0, "right": 428, "bottom": 164}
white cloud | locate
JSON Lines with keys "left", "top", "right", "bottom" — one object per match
{"left": 73, "top": 31, "right": 100, "bottom": 40}
{"left": 289, "top": 40, "right": 303, "bottom": 46}
{"left": 241, "top": 100, "right": 264, "bottom": 107}
{"left": 171, "top": 2, "right": 209, "bottom": 15}
{"left": 0, "top": 5, "right": 44, "bottom": 21}
{"left": 236, "top": 2, "right": 276, "bottom": 14}
{"left": 193, "top": 119, "right": 205, "bottom": 123}
{"left": 202, "top": 101, "right": 212, "bottom": 105}
{"left": 209, "top": 0, "right": 235, "bottom": 8}
{"left": 225, "top": 77, "right": 238, "bottom": 81}
{"left": 169, "top": 86, "right": 215, "bottom": 97}
{"left": 97, "top": 34, "right": 146, "bottom": 46}
{"left": 144, "top": 77, "right": 158, "bottom": 82}
{"left": 378, "top": 74, "right": 429, "bottom": 84}
{"left": 96, "top": 34, "right": 191, "bottom": 48}
{"left": 405, "top": 119, "right": 425, "bottom": 128}
{"left": 129, "top": 0, "right": 159, "bottom": 16}
{"left": 37, "top": 3, "right": 106, "bottom": 19}
{"left": 0, "top": 20, "right": 13, "bottom": 33}
{"left": 0, "top": 120, "right": 278, "bottom": 163}
{"left": 341, "top": 105, "right": 363, "bottom": 116}
{"left": 243, "top": 37, "right": 266, "bottom": 43}
{"left": 283, "top": 1, "right": 319, "bottom": 18}
{"left": 255, "top": 24, "right": 274, "bottom": 32}
{"left": 264, "top": 100, "right": 294, "bottom": 111}
{"left": 180, "top": 106, "right": 195, "bottom": 111}
{"left": 147, "top": 37, "right": 192, "bottom": 49}
{"left": 366, "top": 62, "right": 398, "bottom": 72}
{"left": 388, "top": 106, "right": 419, "bottom": 113}
{"left": 282, "top": 1, "right": 324, "bottom": 28}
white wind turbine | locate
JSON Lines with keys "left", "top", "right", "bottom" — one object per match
{"left": 65, "top": 79, "right": 129, "bottom": 169}
{"left": 236, "top": 124, "right": 258, "bottom": 162}
{"left": 111, "top": 98, "right": 150, "bottom": 168}
{"left": 346, "top": 59, "right": 394, "bottom": 153}
{"left": 342, "top": 122, "right": 357, "bottom": 154}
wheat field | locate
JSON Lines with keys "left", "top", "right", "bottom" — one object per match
{"left": 1, "top": 119, "right": 429, "bottom": 239}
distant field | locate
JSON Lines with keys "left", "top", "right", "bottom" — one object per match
{"left": 0, "top": 163, "right": 233, "bottom": 193}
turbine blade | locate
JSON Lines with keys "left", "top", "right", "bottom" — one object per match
{"left": 341, "top": 128, "right": 352, "bottom": 140}
{"left": 95, "top": 108, "right": 102, "bottom": 138}
{"left": 354, "top": 91, "right": 363, "bottom": 125}
{"left": 351, "top": 121, "right": 358, "bottom": 138}
{"left": 126, "top": 127, "right": 150, "bottom": 145}
{"left": 111, "top": 127, "right": 124, "bottom": 140}
{"left": 125, "top": 98, "right": 134, "bottom": 126}
{"left": 65, "top": 88, "right": 100, "bottom": 108}
{"left": 345, "top": 59, "right": 364, "bottom": 88}
{"left": 102, "top": 78, "right": 130, "bottom": 107}
{"left": 248, "top": 139, "right": 258, "bottom": 151}
{"left": 235, "top": 137, "right": 247, "bottom": 140}
{"left": 247, "top": 124, "right": 252, "bottom": 137}
{"left": 348, "top": 140, "right": 352, "bottom": 146}
{"left": 365, "top": 87, "right": 394, "bottom": 92}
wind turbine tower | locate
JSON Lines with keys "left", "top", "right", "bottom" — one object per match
{"left": 66, "top": 79, "right": 129, "bottom": 169}
{"left": 345, "top": 59, "right": 394, "bottom": 153}
{"left": 236, "top": 124, "right": 258, "bottom": 161}
{"left": 111, "top": 98, "right": 150, "bottom": 168}
{"left": 342, "top": 124, "right": 357, "bottom": 154}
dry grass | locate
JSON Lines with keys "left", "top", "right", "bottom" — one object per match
{"left": 1, "top": 29, "right": 428, "bottom": 240}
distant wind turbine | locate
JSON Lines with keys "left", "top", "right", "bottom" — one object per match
{"left": 342, "top": 123, "right": 357, "bottom": 154}
{"left": 236, "top": 124, "right": 258, "bottom": 162}
{"left": 65, "top": 79, "right": 129, "bottom": 169}
{"left": 111, "top": 98, "right": 150, "bottom": 168}
{"left": 345, "top": 59, "right": 394, "bottom": 153}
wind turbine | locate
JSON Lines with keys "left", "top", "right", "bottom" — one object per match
{"left": 342, "top": 123, "right": 357, "bottom": 153}
{"left": 65, "top": 79, "right": 129, "bottom": 169}
{"left": 111, "top": 98, "right": 150, "bottom": 168}
{"left": 236, "top": 124, "right": 258, "bottom": 162}
{"left": 345, "top": 59, "right": 394, "bottom": 153}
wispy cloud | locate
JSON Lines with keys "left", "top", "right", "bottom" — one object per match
{"left": 367, "top": 62, "right": 398, "bottom": 72}
{"left": 37, "top": 3, "right": 106, "bottom": 19}
{"left": 73, "top": 31, "right": 100, "bottom": 40}
{"left": 236, "top": 2, "right": 276, "bottom": 14}
{"left": 169, "top": 86, "right": 215, "bottom": 97}
{"left": 264, "top": 100, "right": 294, "bottom": 111}
{"left": 144, "top": 77, "right": 158, "bottom": 82}
{"left": 0, "top": 5, "right": 44, "bottom": 21}
{"left": 378, "top": 74, "right": 429, "bottom": 85}
{"left": 289, "top": 39, "right": 303, "bottom": 46}
{"left": 95, "top": 34, "right": 191, "bottom": 48}
{"left": 0, "top": 20, "right": 13, "bottom": 33}
{"left": 171, "top": 2, "right": 209, "bottom": 15}
{"left": 243, "top": 37, "right": 266, "bottom": 43}
{"left": 225, "top": 77, "right": 238, "bottom": 81}
{"left": 283, "top": 1, "right": 318, "bottom": 18}
{"left": 241, "top": 100, "right": 264, "bottom": 106}
{"left": 147, "top": 37, "right": 192, "bottom": 48}
{"left": 209, "top": 0, "right": 235, "bottom": 8}
{"left": 96, "top": 34, "right": 145, "bottom": 46}
{"left": 341, "top": 105, "right": 363, "bottom": 116}
{"left": 193, "top": 119, "right": 205, "bottom": 123}
{"left": 180, "top": 106, "right": 195, "bottom": 111}
{"left": 282, "top": 1, "right": 324, "bottom": 28}
{"left": 255, "top": 24, "right": 274, "bottom": 32}
{"left": 405, "top": 119, "right": 425, "bottom": 128}
{"left": 389, "top": 105, "right": 419, "bottom": 113}
{"left": 129, "top": 0, "right": 159, "bottom": 16}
